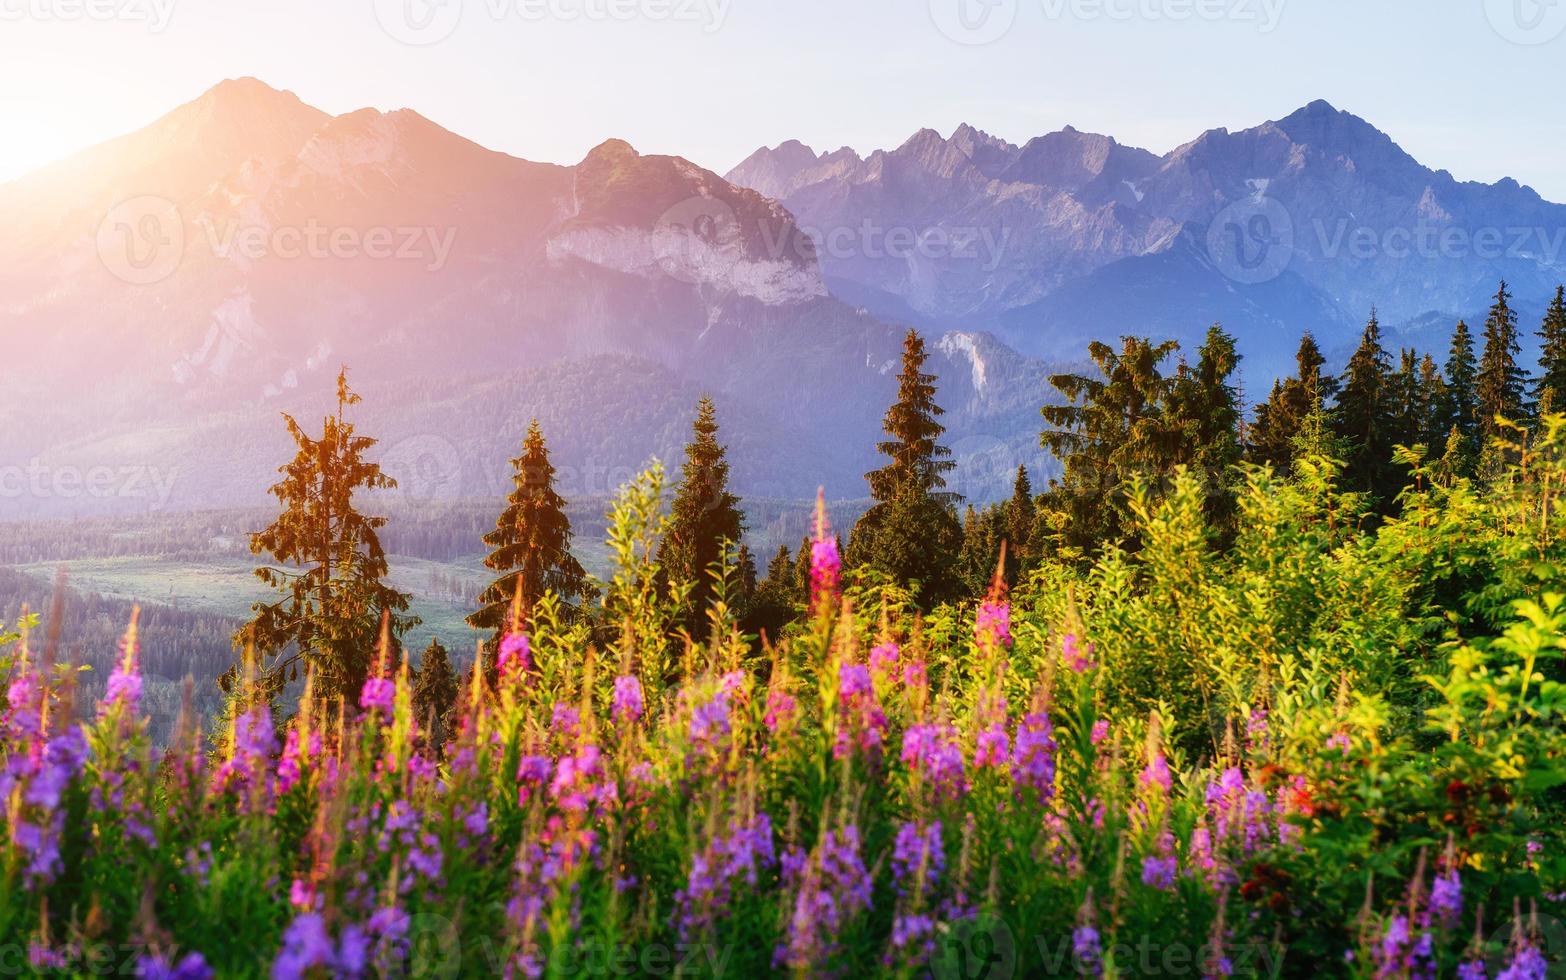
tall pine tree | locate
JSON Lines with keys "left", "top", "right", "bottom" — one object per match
{"left": 1168, "top": 324, "right": 1244, "bottom": 527}
{"left": 1475, "top": 281, "right": 1527, "bottom": 443}
{"left": 1250, "top": 332, "right": 1335, "bottom": 473}
{"left": 848, "top": 329, "right": 963, "bottom": 603}
{"left": 658, "top": 396, "right": 747, "bottom": 629}
{"left": 1040, "top": 336, "right": 1181, "bottom": 552}
{"left": 1331, "top": 312, "right": 1394, "bottom": 501}
{"left": 469, "top": 420, "right": 589, "bottom": 649}
{"left": 239, "top": 368, "right": 417, "bottom": 703}
{"left": 1444, "top": 320, "right": 1479, "bottom": 441}
{"left": 1533, "top": 285, "right": 1566, "bottom": 416}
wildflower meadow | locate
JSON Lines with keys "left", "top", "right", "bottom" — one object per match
{"left": 4, "top": 417, "right": 1566, "bottom": 979}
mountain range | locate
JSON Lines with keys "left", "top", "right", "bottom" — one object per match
{"left": 4, "top": 79, "right": 1564, "bottom": 518}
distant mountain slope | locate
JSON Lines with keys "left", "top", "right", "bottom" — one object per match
{"left": 0, "top": 80, "right": 1064, "bottom": 517}
{"left": 727, "top": 101, "right": 1566, "bottom": 370}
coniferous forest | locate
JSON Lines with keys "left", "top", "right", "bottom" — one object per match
{"left": 6, "top": 285, "right": 1566, "bottom": 976}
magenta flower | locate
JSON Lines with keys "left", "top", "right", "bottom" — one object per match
{"left": 498, "top": 632, "right": 531, "bottom": 679}
{"left": 764, "top": 689, "right": 799, "bottom": 733}
{"left": 975, "top": 600, "right": 1012, "bottom": 647}
{"left": 1063, "top": 633, "right": 1096, "bottom": 672}
{"left": 901, "top": 724, "right": 966, "bottom": 797}
{"left": 891, "top": 820, "right": 944, "bottom": 889}
{"left": 810, "top": 537, "right": 841, "bottom": 605}
{"left": 974, "top": 723, "right": 1010, "bottom": 769}
{"left": 1012, "top": 711, "right": 1057, "bottom": 804}
{"left": 869, "top": 642, "right": 900, "bottom": 677}
{"left": 359, "top": 676, "right": 395, "bottom": 715}
{"left": 1139, "top": 752, "right": 1172, "bottom": 794}
{"left": 613, "top": 675, "right": 644, "bottom": 723}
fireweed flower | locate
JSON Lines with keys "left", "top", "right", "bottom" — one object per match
{"left": 1428, "top": 867, "right": 1462, "bottom": 929}
{"left": 359, "top": 676, "right": 395, "bottom": 715}
{"left": 498, "top": 632, "right": 531, "bottom": 680}
{"left": 612, "top": 674, "right": 644, "bottom": 723}
{"left": 869, "top": 641, "right": 900, "bottom": 679}
{"left": 1140, "top": 751, "right": 1172, "bottom": 795}
{"left": 1062, "top": 633, "right": 1096, "bottom": 672}
{"left": 1090, "top": 719, "right": 1110, "bottom": 746}
{"left": 217, "top": 705, "right": 277, "bottom": 803}
{"left": 775, "top": 825, "right": 873, "bottom": 970}
{"left": 1012, "top": 710, "right": 1057, "bottom": 804}
{"left": 1073, "top": 895, "right": 1103, "bottom": 976}
{"left": 549, "top": 744, "right": 616, "bottom": 813}
{"left": 810, "top": 537, "right": 840, "bottom": 605}
{"left": 901, "top": 723, "right": 966, "bottom": 797}
{"left": 136, "top": 952, "right": 213, "bottom": 980}
{"left": 764, "top": 688, "right": 799, "bottom": 733}
{"left": 674, "top": 813, "right": 777, "bottom": 939}
{"left": 550, "top": 703, "right": 581, "bottom": 739}
{"left": 1141, "top": 831, "right": 1178, "bottom": 890}
{"left": 103, "top": 618, "right": 143, "bottom": 718}
{"left": 975, "top": 599, "right": 1012, "bottom": 648}
{"left": 891, "top": 820, "right": 944, "bottom": 890}
{"left": 834, "top": 662, "right": 888, "bottom": 759}
{"left": 688, "top": 690, "right": 732, "bottom": 752}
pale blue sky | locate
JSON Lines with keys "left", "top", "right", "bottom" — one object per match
{"left": 5, "top": 0, "right": 1566, "bottom": 197}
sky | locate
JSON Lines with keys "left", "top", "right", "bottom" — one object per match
{"left": 5, "top": 0, "right": 1566, "bottom": 196}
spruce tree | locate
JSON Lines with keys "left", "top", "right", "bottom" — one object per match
{"left": 412, "top": 638, "right": 458, "bottom": 747}
{"left": 848, "top": 329, "right": 964, "bottom": 603}
{"left": 239, "top": 368, "right": 417, "bottom": 703}
{"left": 1533, "top": 285, "right": 1566, "bottom": 415}
{"left": 1331, "top": 312, "right": 1394, "bottom": 500}
{"left": 1251, "top": 332, "right": 1338, "bottom": 473}
{"left": 1004, "top": 465, "right": 1035, "bottom": 560}
{"left": 469, "top": 420, "right": 589, "bottom": 648}
{"left": 1475, "top": 281, "right": 1527, "bottom": 442}
{"left": 1416, "top": 353, "right": 1449, "bottom": 449}
{"left": 1444, "top": 320, "right": 1479, "bottom": 441}
{"left": 1168, "top": 324, "right": 1243, "bottom": 526}
{"left": 1040, "top": 336, "right": 1181, "bottom": 552}
{"left": 658, "top": 397, "right": 746, "bottom": 628}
